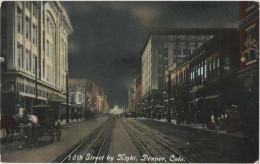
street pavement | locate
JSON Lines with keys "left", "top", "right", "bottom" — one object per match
{"left": 1, "top": 117, "right": 108, "bottom": 163}
{"left": 133, "top": 118, "right": 258, "bottom": 163}
{"left": 108, "top": 118, "right": 141, "bottom": 163}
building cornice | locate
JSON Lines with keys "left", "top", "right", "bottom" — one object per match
{"left": 140, "top": 28, "right": 236, "bottom": 57}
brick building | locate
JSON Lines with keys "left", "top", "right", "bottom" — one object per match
{"left": 237, "top": 2, "right": 259, "bottom": 136}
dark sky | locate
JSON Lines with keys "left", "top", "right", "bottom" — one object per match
{"left": 62, "top": 1, "right": 239, "bottom": 108}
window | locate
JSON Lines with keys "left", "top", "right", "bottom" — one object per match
{"left": 208, "top": 62, "right": 211, "bottom": 80}
{"left": 26, "top": 17, "right": 30, "bottom": 39}
{"left": 33, "top": 24, "right": 37, "bottom": 45}
{"left": 47, "top": 40, "right": 49, "bottom": 56}
{"left": 17, "top": 7, "right": 22, "bottom": 33}
{"left": 25, "top": 2, "right": 30, "bottom": 9}
{"left": 190, "top": 43, "right": 196, "bottom": 53}
{"left": 224, "top": 56, "right": 230, "bottom": 65}
{"left": 78, "top": 94, "right": 82, "bottom": 102}
{"left": 47, "top": 18, "right": 50, "bottom": 33}
{"left": 204, "top": 59, "right": 207, "bottom": 80}
{"left": 33, "top": 54, "right": 36, "bottom": 74}
{"left": 33, "top": 3, "right": 37, "bottom": 17}
{"left": 25, "top": 49, "right": 31, "bottom": 71}
{"left": 212, "top": 60, "right": 215, "bottom": 79}
{"left": 224, "top": 56, "right": 230, "bottom": 74}
{"left": 216, "top": 57, "right": 219, "bottom": 77}
{"left": 43, "top": 58, "right": 45, "bottom": 77}
{"left": 200, "top": 62, "right": 203, "bottom": 83}
{"left": 17, "top": 42, "right": 23, "bottom": 68}
{"left": 47, "top": 65, "right": 49, "bottom": 81}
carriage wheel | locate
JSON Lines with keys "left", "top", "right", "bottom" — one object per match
{"left": 31, "top": 125, "right": 38, "bottom": 146}
{"left": 56, "top": 122, "right": 62, "bottom": 141}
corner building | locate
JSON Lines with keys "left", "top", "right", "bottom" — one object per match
{"left": 1, "top": 1, "right": 73, "bottom": 114}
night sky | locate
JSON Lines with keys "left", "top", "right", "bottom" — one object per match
{"left": 62, "top": 1, "right": 239, "bottom": 108}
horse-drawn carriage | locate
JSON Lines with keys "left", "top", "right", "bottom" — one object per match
{"left": 1, "top": 104, "right": 62, "bottom": 149}
{"left": 32, "top": 105, "right": 62, "bottom": 142}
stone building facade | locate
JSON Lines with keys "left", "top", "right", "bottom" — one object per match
{"left": 1, "top": 1, "right": 73, "bottom": 114}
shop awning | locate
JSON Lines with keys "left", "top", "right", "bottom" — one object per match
{"left": 48, "top": 93, "right": 65, "bottom": 102}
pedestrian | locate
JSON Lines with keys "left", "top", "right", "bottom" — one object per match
{"left": 226, "top": 111, "right": 235, "bottom": 133}
{"left": 208, "top": 113, "right": 215, "bottom": 130}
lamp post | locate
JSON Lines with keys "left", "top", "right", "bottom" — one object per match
{"left": 66, "top": 70, "right": 69, "bottom": 123}
{"left": 167, "top": 70, "right": 171, "bottom": 123}
{"left": 35, "top": 56, "right": 38, "bottom": 105}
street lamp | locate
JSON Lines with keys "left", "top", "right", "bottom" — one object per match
{"left": 167, "top": 70, "right": 171, "bottom": 123}
{"left": 241, "top": 39, "right": 259, "bottom": 63}
{"left": 66, "top": 70, "right": 69, "bottom": 123}
{"left": 0, "top": 57, "right": 5, "bottom": 63}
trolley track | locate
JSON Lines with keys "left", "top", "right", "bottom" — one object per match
{"left": 123, "top": 118, "right": 192, "bottom": 163}
{"left": 52, "top": 117, "right": 114, "bottom": 163}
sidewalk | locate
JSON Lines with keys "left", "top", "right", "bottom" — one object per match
{"left": 0, "top": 118, "right": 85, "bottom": 140}
{"left": 57, "top": 118, "right": 85, "bottom": 126}
{"left": 134, "top": 117, "right": 249, "bottom": 139}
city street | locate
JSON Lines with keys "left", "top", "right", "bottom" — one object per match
{"left": 1, "top": 117, "right": 108, "bottom": 163}
{"left": 1, "top": 116, "right": 258, "bottom": 163}
{"left": 0, "top": 2, "right": 259, "bottom": 163}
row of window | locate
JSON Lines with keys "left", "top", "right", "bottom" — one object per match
{"left": 4, "top": 82, "right": 49, "bottom": 98}
{"left": 155, "top": 35, "right": 211, "bottom": 41}
{"left": 17, "top": 42, "right": 37, "bottom": 75}
{"left": 25, "top": 2, "right": 38, "bottom": 18}
{"left": 167, "top": 56, "right": 231, "bottom": 88}
{"left": 174, "top": 42, "right": 203, "bottom": 50}
{"left": 17, "top": 6, "right": 38, "bottom": 45}
{"left": 171, "top": 70, "right": 187, "bottom": 86}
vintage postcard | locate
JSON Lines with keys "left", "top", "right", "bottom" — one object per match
{"left": 0, "top": 1, "right": 259, "bottom": 163}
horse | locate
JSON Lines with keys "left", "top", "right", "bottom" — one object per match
{"left": 16, "top": 107, "right": 38, "bottom": 149}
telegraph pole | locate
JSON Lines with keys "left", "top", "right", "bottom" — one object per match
{"left": 35, "top": 57, "right": 38, "bottom": 105}
{"left": 66, "top": 71, "right": 69, "bottom": 123}
{"left": 168, "top": 70, "right": 171, "bottom": 123}
{"left": 85, "top": 86, "right": 87, "bottom": 112}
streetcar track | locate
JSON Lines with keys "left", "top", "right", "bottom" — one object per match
{"left": 52, "top": 117, "right": 114, "bottom": 163}
{"left": 123, "top": 118, "right": 192, "bottom": 163}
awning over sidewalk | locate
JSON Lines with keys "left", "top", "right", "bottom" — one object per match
{"left": 48, "top": 93, "right": 65, "bottom": 102}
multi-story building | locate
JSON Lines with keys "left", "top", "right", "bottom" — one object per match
{"left": 128, "top": 87, "right": 133, "bottom": 112}
{"left": 164, "top": 29, "right": 240, "bottom": 124}
{"left": 135, "top": 76, "right": 142, "bottom": 115}
{"left": 238, "top": 2, "right": 259, "bottom": 135}
{"left": 164, "top": 59, "right": 189, "bottom": 122}
{"left": 188, "top": 29, "right": 240, "bottom": 124}
{"left": 68, "top": 78, "right": 102, "bottom": 113}
{"left": 1, "top": 2, "right": 73, "bottom": 114}
{"left": 141, "top": 29, "right": 220, "bottom": 116}
{"left": 98, "top": 88, "right": 109, "bottom": 113}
